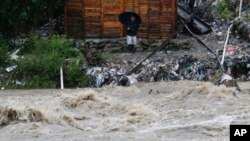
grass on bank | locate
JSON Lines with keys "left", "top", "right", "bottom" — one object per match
{"left": 3, "top": 35, "right": 90, "bottom": 89}
{"left": 0, "top": 34, "right": 9, "bottom": 67}
{"left": 218, "top": 0, "right": 233, "bottom": 21}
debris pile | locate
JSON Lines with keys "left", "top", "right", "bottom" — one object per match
{"left": 1, "top": 36, "right": 249, "bottom": 89}
{"left": 81, "top": 39, "right": 250, "bottom": 88}
{"left": 221, "top": 44, "right": 250, "bottom": 80}
{"left": 233, "top": 12, "right": 250, "bottom": 42}
{"left": 85, "top": 55, "right": 218, "bottom": 87}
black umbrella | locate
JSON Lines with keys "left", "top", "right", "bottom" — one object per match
{"left": 119, "top": 12, "right": 142, "bottom": 25}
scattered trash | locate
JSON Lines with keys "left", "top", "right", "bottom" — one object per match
{"left": 233, "top": 14, "right": 250, "bottom": 42}
{"left": 10, "top": 49, "right": 20, "bottom": 60}
{"left": 10, "top": 38, "right": 28, "bottom": 48}
{"left": 216, "top": 32, "right": 223, "bottom": 37}
{"left": 78, "top": 33, "right": 250, "bottom": 88}
{"left": 222, "top": 46, "right": 250, "bottom": 79}
{"left": 216, "top": 32, "right": 224, "bottom": 41}
{"left": 85, "top": 52, "right": 250, "bottom": 88}
{"left": 226, "top": 47, "right": 235, "bottom": 56}
{"left": 6, "top": 65, "right": 17, "bottom": 73}
{"left": 96, "top": 73, "right": 105, "bottom": 88}
{"left": 14, "top": 80, "right": 25, "bottom": 86}
{"left": 247, "top": 64, "right": 250, "bottom": 68}
{"left": 215, "top": 73, "right": 233, "bottom": 84}
{"left": 127, "top": 74, "right": 138, "bottom": 84}
{"left": 2, "top": 35, "right": 249, "bottom": 89}
{"left": 117, "top": 75, "right": 130, "bottom": 86}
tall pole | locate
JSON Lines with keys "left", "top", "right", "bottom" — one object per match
{"left": 60, "top": 66, "right": 64, "bottom": 90}
{"left": 239, "top": 0, "right": 243, "bottom": 17}
{"left": 221, "top": 0, "right": 244, "bottom": 66}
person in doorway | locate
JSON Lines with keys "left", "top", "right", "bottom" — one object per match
{"left": 126, "top": 16, "right": 140, "bottom": 52}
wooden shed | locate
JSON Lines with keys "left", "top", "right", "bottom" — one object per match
{"left": 65, "top": 0, "right": 177, "bottom": 39}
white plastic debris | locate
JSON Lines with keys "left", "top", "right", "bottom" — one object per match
{"left": 96, "top": 73, "right": 105, "bottom": 88}
{"left": 247, "top": 64, "right": 250, "bottom": 68}
{"left": 220, "top": 73, "right": 233, "bottom": 83}
{"left": 216, "top": 32, "right": 223, "bottom": 37}
{"left": 10, "top": 49, "right": 20, "bottom": 60}
{"left": 6, "top": 65, "right": 17, "bottom": 73}
{"left": 172, "top": 60, "right": 180, "bottom": 71}
{"left": 109, "top": 68, "right": 116, "bottom": 73}
{"left": 15, "top": 80, "right": 25, "bottom": 86}
{"left": 11, "top": 38, "right": 28, "bottom": 47}
{"left": 87, "top": 67, "right": 102, "bottom": 76}
{"left": 117, "top": 72, "right": 124, "bottom": 76}
{"left": 118, "top": 68, "right": 126, "bottom": 75}
{"left": 127, "top": 74, "right": 138, "bottom": 84}
{"left": 142, "top": 59, "right": 150, "bottom": 66}
{"left": 109, "top": 68, "right": 117, "bottom": 77}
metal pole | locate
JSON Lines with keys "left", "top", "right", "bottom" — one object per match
{"left": 221, "top": 0, "right": 243, "bottom": 65}
{"left": 60, "top": 66, "right": 64, "bottom": 89}
{"left": 239, "top": 0, "right": 243, "bottom": 17}
{"left": 221, "top": 24, "right": 233, "bottom": 65}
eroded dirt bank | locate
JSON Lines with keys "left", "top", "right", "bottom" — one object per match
{"left": 0, "top": 81, "right": 250, "bottom": 141}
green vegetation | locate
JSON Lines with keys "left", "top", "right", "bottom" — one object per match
{"left": 210, "top": 69, "right": 223, "bottom": 83}
{"left": 64, "top": 61, "right": 90, "bottom": 88}
{"left": 4, "top": 35, "right": 90, "bottom": 89}
{"left": 0, "top": 0, "right": 63, "bottom": 37}
{"left": 233, "top": 14, "right": 250, "bottom": 41}
{"left": 218, "top": 0, "right": 233, "bottom": 20}
{"left": 0, "top": 35, "right": 9, "bottom": 67}
{"left": 0, "top": 47, "right": 8, "bottom": 66}
{"left": 95, "top": 50, "right": 113, "bottom": 64}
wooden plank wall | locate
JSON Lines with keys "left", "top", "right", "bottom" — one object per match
{"left": 148, "top": 0, "right": 161, "bottom": 39}
{"left": 65, "top": 0, "right": 85, "bottom": 38}
{"left": 102, "top": 0, "right": 123, "bottom": 38}
{"left": 65, "top": 0, "right": 177, "bottom": 39}
{"left": 161, "top": 0, "right": 177, "bottom": 39}
{"left": 138, "top": 0, "right": 149, "bottom": 38}
{"left": 84, "top": 0, "right": 102, "bottom": 38}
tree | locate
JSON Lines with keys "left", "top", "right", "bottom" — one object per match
{"left": 0, "top": 0, "right": 64, "bottom": 37}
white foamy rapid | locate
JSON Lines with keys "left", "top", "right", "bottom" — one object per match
{"left": 0, "top": 81, "right": 250, "bottom": 141}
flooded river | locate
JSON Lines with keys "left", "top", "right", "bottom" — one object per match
{"left": 1, "top": 81, "right": 250, "bottom": 141}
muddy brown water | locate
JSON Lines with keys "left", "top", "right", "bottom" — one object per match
{"left": 0, "top": 81, "right": 250, "bottom": 141}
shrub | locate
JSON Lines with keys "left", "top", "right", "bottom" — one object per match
{"left": 233, "top": 16, "right": 250, "bottom": 41}
{"left": 0, "top": 0, "right": 63, "bottom": 37}
{"left": 218, "top": 0, "right": 233, "bottom": 21}
{"left": 0, "top": 34, "right": 9, "bottom": 67}
{"left": 7, "top": 35, "right": 90, "bottom": 89}
{"left": 64, "top": 61, "right": 90, "bottom": 87}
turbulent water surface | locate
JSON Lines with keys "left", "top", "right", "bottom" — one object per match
{"left": 0, "top": 81, "right": 250, "bottom": 141}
